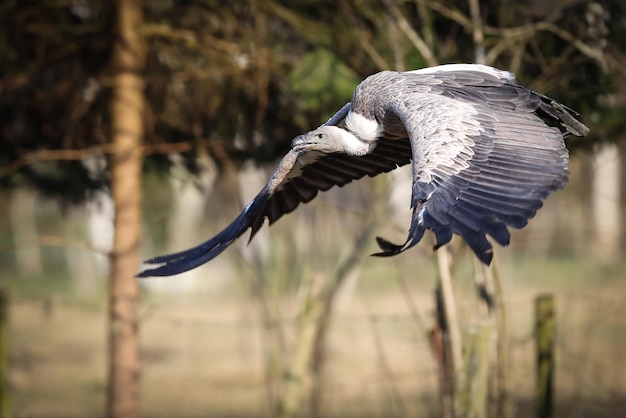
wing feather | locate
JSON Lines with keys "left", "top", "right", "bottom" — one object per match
{"left": 139, "top": 109, "right": 412, "bottom": 277}
{"left": 371, "top": 71, "right": 583, "bottom": 264}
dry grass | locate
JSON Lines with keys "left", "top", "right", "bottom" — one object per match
{"left": 7, "top": 255, "right": 626, "bottom": 418}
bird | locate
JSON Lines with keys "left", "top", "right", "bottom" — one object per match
{"left": 138, "top": 63, "right": 589, "bottom": 277}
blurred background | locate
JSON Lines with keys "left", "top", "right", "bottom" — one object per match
{"left": 1, "top": 0, "right": 625, "bottom": 417}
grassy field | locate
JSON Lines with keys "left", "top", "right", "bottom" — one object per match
{"left": 6, "top": 254, "right": 626, "bottom": 418}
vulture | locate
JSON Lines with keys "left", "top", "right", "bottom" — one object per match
{"left": 138, "top": 64, "right": 589, "bottom": 277}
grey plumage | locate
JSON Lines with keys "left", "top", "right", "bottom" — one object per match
{"left": 139, "top": 64, "right": 589, "bottom": 277}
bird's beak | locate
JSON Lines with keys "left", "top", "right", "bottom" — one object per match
{"left": 291, "top": 134, "right": 310, "bottom": 152}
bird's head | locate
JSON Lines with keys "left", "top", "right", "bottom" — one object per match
{"left": 291, "top": 126, "right": 376, "bottom": 156}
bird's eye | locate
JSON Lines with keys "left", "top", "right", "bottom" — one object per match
{"left": 317, "top": 133, "right": 325, "bottom": 139}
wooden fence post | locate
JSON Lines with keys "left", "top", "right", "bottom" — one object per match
{"left": 0, "top": 291, "right": 9, "bottom": 418}
{"left": 454, "top": 322, "right": 493, "bottom": 418}
{"left": 535, "top": 294, "right": 555, "bottom": 418}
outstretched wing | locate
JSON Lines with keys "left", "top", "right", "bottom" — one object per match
{"left": 138, "top": 106, "right": 412, "bottom": 277}
{"left": 373, "top": 70, "right": 588, "bottom": 264}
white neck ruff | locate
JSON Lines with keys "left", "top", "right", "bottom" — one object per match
{"left": 345, "top": 111, "right": 384, "bottom": 142}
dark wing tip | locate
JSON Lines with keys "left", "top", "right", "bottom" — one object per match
{"left": 464, "top": 239, "right": 494, "bottom": 265}
{"left": 137, "top": 193, "right": 268, "bottom": 277}
{"left": 371, "top": 236, "right": 405, "bottom": 257}
{"left": 136, "top": 222, "right": 246, "bottom": 277}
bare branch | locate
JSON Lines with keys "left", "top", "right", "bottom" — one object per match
{"left": 414, "top": 0, "right": 474, "bottom": 33}
{"left": 414, "top": 0, "right": 435, "bottom": 51}
{"left": 467, "top": 0, "right": 485, "bottom": 64}
{"left": 436, "top": 246, "right": 464, "bottom": 377}
{"left": 383, "top": 0, "right": 438, "bottom": 67}
{"left": 0, "top": 140, "right": 227, "bottom": 178}
{"left": 412, "top": 0, "right": 616, "bottom": 71}
{"left": 484, "top": 33, "right": 525, "bottom": 67}
{"left": 509, "top": 38, "right": 528, "bottom": 75}
{"left": 0, "top": 145, "right": 114, "bottom": 178}
{"left": 540, "top": 22, "right": 608, "bottom": 69}
{"left": 361, "top": 41, "right": 391, "bottom": 71}
{"left": 386, "top": 13, "right": 406, "bottom": 71}
{"left": 140, "top": 23, "right": 241, "bottom": 56}
{"left": 342, "top": 1, "right": 390, "bottom": 71}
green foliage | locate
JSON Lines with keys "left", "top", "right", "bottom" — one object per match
{"left": 287, "top": 49, "right": 360, "bottom": 127}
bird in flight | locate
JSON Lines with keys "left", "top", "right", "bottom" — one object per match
{"left": 139, "top": 64, "right": 589, "bottom": 277}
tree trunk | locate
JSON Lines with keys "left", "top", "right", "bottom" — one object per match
{"left": 591, "top": 143, "right": 621, "bottom": 261}
{"left": 8, "top": 188, "right": 42, "bottom": 277}
{"left": 535, "top": 295, "right": 556, "bottom": 418}
{"left": 0, "top": 291, "right": 9, "bottom": 418}
{"left": 107, "top": 0, "right": 145, "bottom": 417}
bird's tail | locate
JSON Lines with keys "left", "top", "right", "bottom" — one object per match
{"left": 137, "top": 191, "right": 268, "bottom": 277}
